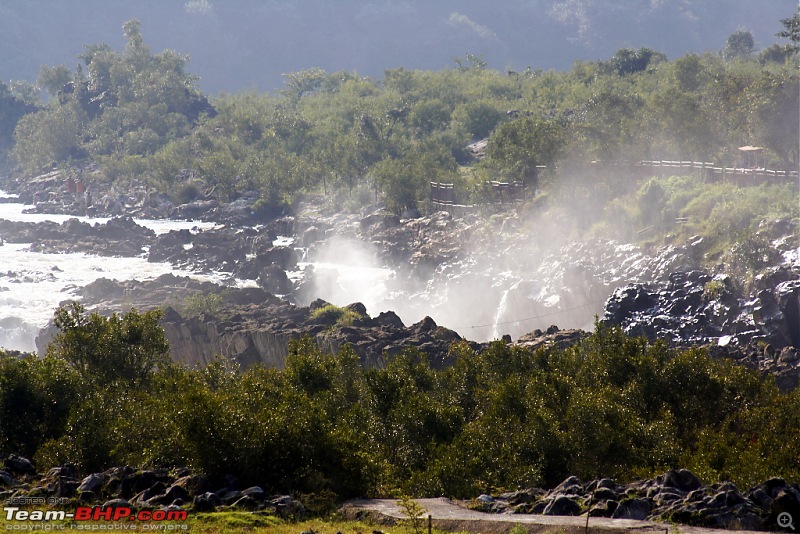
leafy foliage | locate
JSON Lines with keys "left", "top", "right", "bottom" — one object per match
{"left": 2, "top": 317, "right": 798, "bottom": 498}
{"left": 0, "top": 81, "right": 38, "bottom": 167}
{"left": 723, "top": 30, "right": 756, "bottom": 60}
{"left": 6, "top": 15, "right": 798, "bottom": 212}
{"left": 47, "top": 302, "right": 170, "bottom": 387}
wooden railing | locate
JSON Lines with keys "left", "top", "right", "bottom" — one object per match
{"left": 487, "top": 180, "right": 526, "bottom": 204}
{"left": 638, "top": 160, "right": 799, "bottom": 184}
{"left": 430, "top": 182, "right": 473, "bottom": 215}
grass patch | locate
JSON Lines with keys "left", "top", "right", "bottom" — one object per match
{"left": 181, "top": 290, "right": 231, "bottom": 320}
{"left": 596, "top": 175, "right": 799, "bottom": 261}
{"left": 187, "top": 511, "right": 282, "bottom": 532}
{"left": 309, "top": 304, "right": 365, "bottom": 326}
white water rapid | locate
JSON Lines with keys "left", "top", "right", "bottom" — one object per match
{"left": 0, "top": 194, "right": 220, "bottom": 352}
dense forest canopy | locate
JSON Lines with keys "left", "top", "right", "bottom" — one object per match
{"left": 3, "top": 9, "right": 798, "bottom": 216}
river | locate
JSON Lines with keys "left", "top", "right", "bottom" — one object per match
{"left": 0, "top": 193, "right": 220, "bottom": 352}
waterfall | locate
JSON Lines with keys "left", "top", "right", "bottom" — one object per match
{"left": 492, "top": 279, "right": 521, "bottom": 340}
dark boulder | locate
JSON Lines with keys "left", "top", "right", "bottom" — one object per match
{"left": 258, "top": 264, "right": 292, "bottom": 295}
{"left": 543, "top": 495, "right": 582, "bottom": 516}
{"left": 4, "top": 455, "right": 34, "bottom": 476}
{"left": 663, "top": 469, "right": 703, "bottom": 492}
{"left": 611, "top": 498, "right": 651, "bottom": 520}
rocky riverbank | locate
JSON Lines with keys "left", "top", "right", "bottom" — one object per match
{"left": 5, "top": 199, "right": 793, "bottom": 389}
{"left": 0, "top": 454, "right": 306, "bottom": 518}
{"left": 470, "top": 469, "right": 799, "bottom": 531}
{"left": 3, "top": 453, "right": 798, "bottom": 531}
{"left": 2, "top": 166, "right": 798, "bottom": 382}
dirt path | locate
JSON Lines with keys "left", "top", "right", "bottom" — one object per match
{"left": 341, "top": 497, "right": 763, "bottom": 534}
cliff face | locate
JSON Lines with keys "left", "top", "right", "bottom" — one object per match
{"left": 160, "top": 313, "right": 297, "bottom": 369}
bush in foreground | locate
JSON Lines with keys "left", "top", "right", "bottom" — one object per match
{"left": 0, "top": 307, "right": 797, "bottom": 499}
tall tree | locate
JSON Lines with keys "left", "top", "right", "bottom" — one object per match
{"left": 723, "top": 30, "right": 755, "bottom": 60}
{"left": 777, "top": 7, "right": 800, "bottom": 55}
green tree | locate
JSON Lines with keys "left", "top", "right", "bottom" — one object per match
{"left": 12, "top": 103, "right": 86, "bottom": 173}
{"left": 486, "top": 115, "right": 567, "bottom": 187}
{"left": 37, "top": 65, "right": 73, "bottom": 97}
{"left": 723, "top": 29, "right": 755, "bottom": 60}
{"left": 453, "top": 101, "right": 506, "bottom": 140}
{"left": 453, "top": 53, "right": 487, "bottom": 72}
{"left": 777, "top": 7, "right": 800, "bottom": 55}
{"left": 47, "top": 303, "right": 170, "bottom": 387}
{"left": 607, "top": 48, "right": 666, "bottom": 76}
{"left": 0, "top": 353, "right": 79, "bottom": 458}
{"left": 0, "top": 82, "right": 37, "bottom": 165}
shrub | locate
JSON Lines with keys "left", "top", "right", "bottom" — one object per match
{"left": 309, "top": 304, "right": 364, "bottom": 326}
{"left": 177, "top": 181, "right": 202, "bottom": 204}
{"left": 47, "top": 303, "right": 169, "bottom": 387}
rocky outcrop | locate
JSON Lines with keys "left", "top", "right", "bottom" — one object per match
{"left": 0, "top": 455, "right": 304, "bottom": 517}
{"left": 0, "top": 217, "right": 154, "bottom": 257}
{"left": 603, "top": 267, "right": 800, "bottom": 351}
{"left": 36, "top": 275, "right": 473, "bottom": 369}
{"left": 472, "top": 469, "right": 799, "bottom": 531}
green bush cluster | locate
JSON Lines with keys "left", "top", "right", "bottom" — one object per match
{"left": 5, "top": 15, "right": 798, "bottom": 214}
{"left": 1, "top": 307, "right": 797, "bottom": 500}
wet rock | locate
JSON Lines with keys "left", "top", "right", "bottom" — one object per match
{"left": 173, "top": 199, "right": 218, "bottom": 219}
{"left": 148, "top": 230, "right": 192, "bottom": 263}
{"left": 258, "top": 264, "right": 292, "bottom": 295}
{"left": 375, "top": 311, "right": 405, "bottom": 328}
{"left": 604, "top": 265, "right": 800, "bottom": 352}
{"left": 302, "top": 226, "right": 323, "bottom": 246}
{"left": 777, "top": 280, "right": 800, "bottom": 347}
{"left": 237, "top": 247, "right": 299, "bottom": 278}
{"left": 411, "top": 316, "right": 438, "bottom": 334}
